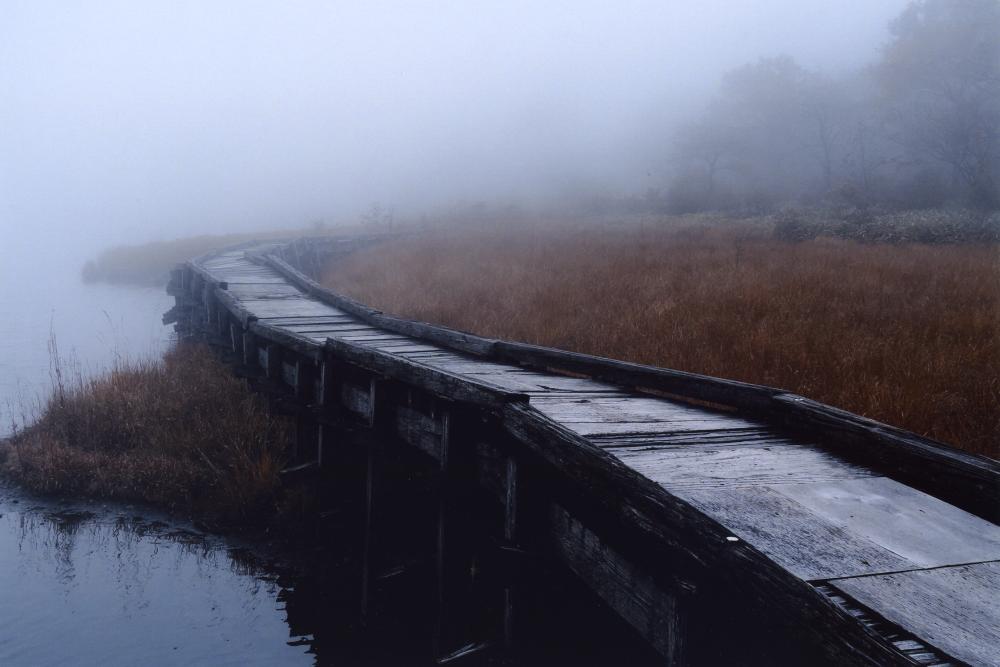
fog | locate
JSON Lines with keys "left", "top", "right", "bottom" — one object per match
{"left": 1, "top": 0, "right": 913, "bottom": 253}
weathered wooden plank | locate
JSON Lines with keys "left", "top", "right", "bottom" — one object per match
{"left": 248, "top": 320, "right": 323, "bottom": 361}
{"left": 324, "top": 338, "right": 529, "bottom": 411}
{"left": 832, "top": 562, "right": 1000, "bottom": 667}
{"left": 213, "top": 286, "right": 259, "bottom": 327}
{"left": 260, "top": 315, "right": 356, "bottom": 325}
{"left": 677, "top": 486, "right": 911, "bottom": 580}
{"left": 418, "top": 360, "right": 529, "bottom": 376}
{"left": 226, "top": 283, "right": 303, "bottom": 298}
{"left": 365, "top": 342, "right": 446, "bottom": 355}
{"left": 283, "top": 324, "right": 376, "bottom": 335}
{"left": 337, "top": 333, "right": 413, "bottom": 343}
{"left": 814, "top": 584, "right": 955, "bottom": 667}
{"left": 563, "top": 421, "right": 763, "bottom": 437}
{"left": 545, "top": 503, "right": 684, "bottom": 661}
{"left": 590, "top": 430, "right": 797, "bottom": 448}
{"left": 338, "top": 380, "right": 373, "bottom": 419}
{"left": 772, "top": 394, "right": 1000, "bottom": 524}
{"left": 499, "top": 403, "right": 911, "bottom": 665}
{"left": 772, "top": 477, "right": 1000, "bottom": 569}
{"left": 528, "top": 395, "right": 755, "bottom": 425}
{"left": 612, "top": 442, "right": 876, "bottom": 490}
{"left": 239, "top": 299, "right": 340, "bottom": 319}
{"left": 393, "top": 404, "right": 446, "bottom": 462}
{"left": 210, "top": 276, "right": 290, "bottom": 284}
{"left": 422, "top": 370, "right": 622, "bottom": 395}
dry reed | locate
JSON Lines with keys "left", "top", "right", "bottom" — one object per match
{"left": 322, "top": 220, "right": 1000, "bottom": 458}
{"left": 1, "top": 343, "right": 290, "bottom": 522}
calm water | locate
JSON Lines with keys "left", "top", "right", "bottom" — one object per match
{"left": 0, "top": 246, "right": 172, "bottom": 437}
{"left": 0, "top": 485, "right": 317, "bottom": 666}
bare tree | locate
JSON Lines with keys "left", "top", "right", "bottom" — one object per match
{"left": 877, "top": 0, "right": 1000, "bottom": 206}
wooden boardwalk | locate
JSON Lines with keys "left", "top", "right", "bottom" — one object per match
{"left": 166, "top": 237, "right": 1000, "bottom": 666}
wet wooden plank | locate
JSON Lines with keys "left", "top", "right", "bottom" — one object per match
{"left": 615, "top": 442, "right": 876, "bottom": 490}
{"left": 424, "top": 370, "right": 622, "bottom": 395}
{"left": 773, "top": 477, "right": 1000, "bottom": 568}
{"left": 239, "top": 299, "right": 341, "bottom": 318}
{"left": 591, "top": 431, "right": 797, "bottom": 448}
{"left": 677, "top": 486, "right": 910, "bottom": 580}
{"left": 771, "top": 394, "right": 1000, "bottom": 524}
{"left": 528, "top": 396, "right": 754, "bottom": 425}
{"left": 214, "top": 276, "right": 290, "bottom": 284}
{"left": 420, "top": 359, "right": 531, "bottom": 376}
{"left": 564, "top": 421, "right": 763, "bottom": 437}
{"left": 261, "top": 315, "right": 357, "bottom": 326}
{"left": 337, "top": 333, "right": 413, "bottom": 343}
{"left": 227, "top": 283, "right": 303, "bottom": 298}
{"left": 283, "top": 324, "right": 376, "bottom": 335}
{"left": 365, "top": 342, "right": 445, "bottom": 354}
{"left": 831, "top": 562, "right": 1000, "bottom": 667}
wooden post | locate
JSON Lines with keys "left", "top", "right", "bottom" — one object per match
{"left": 316, "top": 360, "right": 331, "bottom": 467}
{"left": 431, "top": 409, "right": 492, "bottom": 664}
{"left": 293, "top": 359, "right": 319, "bottom": 464}
{"left": 360, "top": 377, "right": 380, "bottom": 625}
{"left": 202, "top": 283, "right": 213, "bottom": 329}
{"left": 433, "top": 409, "right": 452, "bottom": 659}
{"left": 242, "top": 331, "right": 258, "bottom": 368}
{"left": 229, "top": 322, "right": 243, "bottom": 357}
{"left": 502, "top": 455, "right": 519, "bottom": 647}
{"left": 265, "top": 344, "right": 282, "bottom": 382}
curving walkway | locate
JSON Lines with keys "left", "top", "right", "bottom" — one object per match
{"left": 167, "top": 238, "right": 1000, "bottom": 666}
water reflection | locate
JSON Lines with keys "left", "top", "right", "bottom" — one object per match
{"left": 0, "top": 475, "right": 666, "bottom": 666}
{"left": 0, "top": 487, "right": 313, "bottom": 666}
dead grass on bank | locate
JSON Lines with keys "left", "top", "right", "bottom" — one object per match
{"left": 321, "top": 221, "right": 1000, "bottom": 458}
{"left": 0, "top": 344, "right": 289, "bottom": 522}
{"left": 81, "top": 224, "right": 375, "bottom": 287}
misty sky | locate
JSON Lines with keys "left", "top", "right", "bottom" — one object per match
{"left": 1, "top": 0, "right": 910, "bottom": 252}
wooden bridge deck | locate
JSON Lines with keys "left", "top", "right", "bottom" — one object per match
{"left": 167, "top": 238, "right": 1000, "bottom": 666}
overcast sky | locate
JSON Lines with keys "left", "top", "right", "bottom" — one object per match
{"left": 1, "top": 0, "right": 910, "bottom": 251}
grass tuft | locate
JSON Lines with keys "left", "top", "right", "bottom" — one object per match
{"left": 1, "top": 343, "right": 290, "bottom": 523}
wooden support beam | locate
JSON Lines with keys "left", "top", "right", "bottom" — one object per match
{"left": 229, "top": 322, "right": 242, "bottom": 356}
{"left": 265, "top": 344, "right": 282, "bottom": 382}
{"left": 243, "top": 331, "right": 259, "bottom": 368}
{"left": 433, "top": 407, "right": 455, "bottom": 660}
{"left": 502, "top": 456, "right": 519, "bottom": 647}
{"left": 317, "top": 360, "right": 333, "bottom": 467}
{"left": 293, "top": 359, "right": 320, "bottom": 463}
{"left": 360, "top": 377, "right": 383, "bottom": 624}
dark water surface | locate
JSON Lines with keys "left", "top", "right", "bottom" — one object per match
{"left": 0, "top": 485, "right": 317, "bottom": 666}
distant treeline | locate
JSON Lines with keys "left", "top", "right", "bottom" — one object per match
{"left": 662, "top": 0, "right": 999, "bottom": 214}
